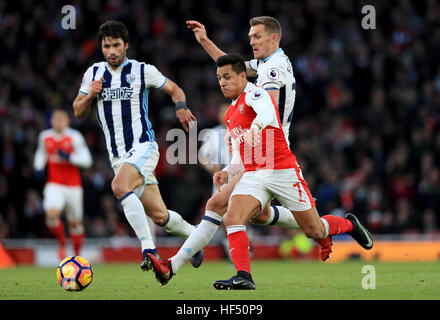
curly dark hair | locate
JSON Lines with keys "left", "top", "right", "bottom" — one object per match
{"left": 97, "top": 20, "right": 130, "bottom": 45}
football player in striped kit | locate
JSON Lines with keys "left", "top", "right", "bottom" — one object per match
{"left": 73, "top": 21, "right": 203, "bottom": 271}
{"left": 34, "top": 108, "right": 92, "bottom": 260}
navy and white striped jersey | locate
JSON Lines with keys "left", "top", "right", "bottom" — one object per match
{"left": 248, "top": 48, "right": 296, "bottom": 147}
{"left": 79, "top": 58, "right": 166, "bottom": 159}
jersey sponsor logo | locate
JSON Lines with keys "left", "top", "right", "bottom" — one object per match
{"left": 99, "top": 87, "right": 134, "bottom": 101}
{"left": 230, "top": 125, "right": 250, "bottom": 145}
{"left": 268, "top": 68, "right": 279, "bottom": 80}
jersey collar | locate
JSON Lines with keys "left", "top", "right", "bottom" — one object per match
{"left": 231, "top": 82, "right": 253, "bottom": 105}
{"left": 262, "top": 48, "right": 283, "bottom": 63}
{"left": 106, "top": 57, "right": 130, "bottom": 73}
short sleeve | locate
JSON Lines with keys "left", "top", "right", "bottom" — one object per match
{"left": 248, "top": 59, "right": 258, "bottom": 72}
{"left": 245, "top": 87, "right": 272, "bottom": 109}
{"left": 245, "top": 88, "right": 279, "bottom": 129}
{"left": 255, "top": 61, "right": 286, "bottom": 90}
{"left": 79, "top": 66, "right": 93, "bottom": 95}
{"left": 144, "top": 64, "right": 167, "bottom": 89}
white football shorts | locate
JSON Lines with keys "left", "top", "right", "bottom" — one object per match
{"left": 110, "top": 141, "right": 160, "bottom": 197}
{"left": 43, "top": 183, "right": 84, "bottom": 222}
{"left": 230, "top": 167, "right": 316, "bottom": 212}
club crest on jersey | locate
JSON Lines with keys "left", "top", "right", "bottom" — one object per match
{"left": 126, "top": 74, "right": 136, "bottom": 84}
{"left": 268, "top": 68, "right": 279, "bottom": 80}
{"left": 238, "top": 103, "right": 245, "bottom": 114}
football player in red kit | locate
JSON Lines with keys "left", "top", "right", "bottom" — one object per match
{"left": 34, "top": 108, "right": 92, "bottom": 260}
{"left": 212, "top": 54, "right": 373, "bottom": 289}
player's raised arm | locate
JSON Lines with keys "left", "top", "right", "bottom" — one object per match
{"left": 186, "top": 20, "right": 226, "bottom": 62}
{"left": 186, "top": 20, "right": 256, "bottom": 78}
{"left": 160, "top": 78, "right": 196, "bottom": 132}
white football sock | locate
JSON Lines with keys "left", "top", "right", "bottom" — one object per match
{"left": 120, "top": 191, "right": 155, "bottom": 252}
{"left": 320, "top": 217, "right": 330, "bottom": 238}
{"left": 262, "top": 206, "right": 300, "bottom": 229}
{"left": 170, "top": 210, "right": 222, "bottom": 274}
{"left": 162, "top": 210, "right": 196, "bottom": 238}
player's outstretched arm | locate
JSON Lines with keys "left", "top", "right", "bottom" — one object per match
{"left": 186, "top": 20, "right": 226, "bottom": 62}
{"left": 161, "top": 79, "right": 196, "bottom": 132}
{"left": 187, "top": 20, "right": 256, "bottom": 77}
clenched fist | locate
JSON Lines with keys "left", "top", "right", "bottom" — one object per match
{"left": 89, "top": 76, "right": 104, "bottom": 98}
{"left": 213, "top": 170, "right": 229, "bottom": 191}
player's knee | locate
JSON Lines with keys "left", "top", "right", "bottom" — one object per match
{"left": 150, "top": 209, "right": 168, "bottom": 225}
{"left": 140, "top": 196, "right": 168, "bottom": 225}
{"left": 303, "top": 224, "right": 325, "bottom": 240}
{"left": 222, "top": 214, "right": 233, "bottom": 227}
{"left": 206, "top": 196, "right": 227, "bottom": 214}
{"left": 111, "top": 178, "right": 130, "bottom": 200}
{"left": 251, "top": 206, "right": 269, "bottom": 224}
{"left": 45, "top": 209, "right": 60, "bottom": 220}
{"left": 222, "top": 213, "right": 242, "bottom": 227}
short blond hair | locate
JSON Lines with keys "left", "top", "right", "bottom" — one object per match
{"left": 249, "top": 16, "right": 282, "bottom": 41}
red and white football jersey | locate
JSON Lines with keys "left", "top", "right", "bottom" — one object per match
{"left": 224, "top": 82, "right": 298, "bottom": 172}
{"left": 34, "top": 128, "right": 92, "bottom": 186}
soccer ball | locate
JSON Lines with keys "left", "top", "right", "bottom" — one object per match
{"left": 57, "top": 256, "right": 93, "bottom": 291}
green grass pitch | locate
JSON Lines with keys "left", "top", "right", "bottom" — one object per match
{"left": 1, "top": 260, "right": 439, "bottom": 300}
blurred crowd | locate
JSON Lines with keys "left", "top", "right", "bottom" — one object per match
{"left": 0, "top": 0, "right": 439, "bottom": 241}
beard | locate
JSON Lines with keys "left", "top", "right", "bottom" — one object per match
{"left": 106, "top": 53, "right": 125, "bottom": 67}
